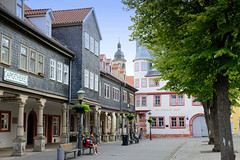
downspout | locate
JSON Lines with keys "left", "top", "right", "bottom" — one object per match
{"left": 67, "top": 55, "right": 76, "bottom": 143}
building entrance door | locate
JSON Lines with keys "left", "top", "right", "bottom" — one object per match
{"left": 27, "top": 111, "right": 37, "bottom": 145}
{"left": 193, "top": 116, "right": 208, "bottom": 137}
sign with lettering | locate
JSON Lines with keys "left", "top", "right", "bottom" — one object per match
{"left": 4, "top": 68, "right": 28, "bottom": 86}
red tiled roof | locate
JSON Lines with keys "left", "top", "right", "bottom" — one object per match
{"left": 25, "top": 8, "right": 50, "bottom": 16}
{"left": 52, "top": 8, "right": 92, "bottom": 25}
{"left": 126, "top": 76, "right": 134, "bottom": 86}
{"left": 106, "top": 59, "right": 111, "bottom": 64}
{"left": 112, "top": 64, "right": 119, "bottom": 69}
{"left": 24, "top": 4, "right": 32, "bottom": 10}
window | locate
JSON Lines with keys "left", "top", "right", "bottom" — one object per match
{"left": 135, "top": 62, "right": 139, "bottom": 72}
{"left": 90, "top": 72, "right": 94, "bottom": 90}
{"left": 29, "top": 49, "right": 37, "bottom": 73}
{"left": 192, "top": 97, "right": 201, "bottom": 106}
{"left": 170, "top": 117, "right": 185, "bottom": 129}
{"left": 130, "top": 93, "right": 134, "bottom": 106}
{"left": 141, "top": 79, "right": 147, "bottom": 87}
{"left": 95, "top": 40, "right": 99, "bottom": 56}
{"left": 152, "top": 118, "right": 157, "bottom": 128}
{"left": 1, "top": 35, "right": 11, "bottom": 65}
{"left": 135, "top": 79, "right": 139, "bottom": 88}
{"left": 178, "top": 95, "right": 184, "bottom": 105}
{"left": 20, "top": 45, "right": 28, "bottom": 71}
{"left": 149, "top": 78, "right": 159, "bottom": 87}
{"left": 104, "top": 84, "right": 110, "bottom": 99}
{"left": 141, "top": 96, "right": 147, "bottom": 106}
{"left": 57, "top": 62, "right": 63, "bottom": 82}
{"left": 53, "top": 116, "right": 60, "bottom": 136}
{"left": 50, "top": 59, "right": 56, "bottom": 80}
{"left": 170, "top": 94, "right": 185, "bottom": 106}
{"left": 90, "top": 36, "right": 94, "bottom": 53}
{"left": 158, "top": 117, "right": 164, "bottom": 128}
{"left": 38, "top": 54, "right": 44, "bottom": 74}
{"left": 17, "top": 0, "right": 23, "bottom": 19}
{"left": 179, "top": 117, "right": 185, "bottom": 128}
{"left": 171, "top": 117, "right": 177, "bottom": 128}
{"left": 63, "top": 65, "right": 69, "bottom": 85}
{"left": 154, "top": 95, "right": 161, "bottom": 106}
{"left": 123, "top": 90, "right": 127, "bottom": 103}
{"left": 141, "top": 62, "right": 146, "bottom": 71}
{"left": 85, "top": 32, "right": 89, "bottom": 49}
{"left": 136, "top": 96, "right": 140, "bottom": 107}
{"left": 84, "top": 70, "right": 89, "bottom": 88}
{"left": 95, "top": 74, "right": 98, "bottom": 91}
{"left": 0, "top": 111, "right": 11, "bottom": 132}
{"left": 113, "top": 87, "right": 120, "bottom": 101}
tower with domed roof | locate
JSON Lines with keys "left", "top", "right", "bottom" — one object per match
{"left": 112, "top": 40, "right": 126, "bottom": 80}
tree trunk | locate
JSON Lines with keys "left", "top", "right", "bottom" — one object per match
{"left": 216, "top": 73, "right": 235, "bottom": 160}
{"left": 211, "top": 89, "right": 220, "bottom": 152}
{"left": 202, "top": 100, "right": 214, "bottom": 145}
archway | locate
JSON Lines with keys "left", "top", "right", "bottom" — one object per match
{"left": 27, "top": 110, "right": 37, "bottom": 145}
{"left": 189, "top": 113, "right": 206, "bottom": 137}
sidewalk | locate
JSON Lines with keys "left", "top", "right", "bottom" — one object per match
{"left": 3, "top": 135, "right": 240, "bottom": 160}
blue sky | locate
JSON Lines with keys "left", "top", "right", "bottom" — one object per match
{"left": 25, "top": 0, "right": 136, "bottom": 76}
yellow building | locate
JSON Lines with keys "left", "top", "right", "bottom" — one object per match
{"left": 230, "top": 105, "right": 240, "bottom": 134}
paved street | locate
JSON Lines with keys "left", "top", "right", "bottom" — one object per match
{"left": 2, "top": 136, "right": 240, "bottom": 160}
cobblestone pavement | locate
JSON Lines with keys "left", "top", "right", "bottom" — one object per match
{"left": 3, "top": 135, "right": 240, "bottom": 160}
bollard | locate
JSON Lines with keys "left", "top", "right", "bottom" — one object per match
{"left": 57, "top": 144, "right": 64, "bottom": 160}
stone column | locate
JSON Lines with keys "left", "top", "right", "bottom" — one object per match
{"left": 92, "top": 107, "right": 98, "bottom": 144}
{"left": 122, "top": 114, "right": 126, "bottom": 135}
{"left": 102, "top": 112, "right": 109, "bottom": 142}
{"left": 115, "top": 113, "right": 120, "bottom": 140}
{"left": 109, "top": 113, "right": 115, "bottom": 141}
{"left": 83, "top": 112, "right": 89, "bottom": 139}
{"left": 12, "top": 95, "right": 28, "bottom": 156}
{"left": 97, "top": 110, "right": 101, "bottom": 144}
{"left": 34, "top": 98, "right": 47, "bottom": 152}
{"left": 60, "top": 103, "right": 68, "bottom": 144}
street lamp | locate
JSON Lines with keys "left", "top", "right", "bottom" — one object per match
{"left": 148, "top": 112, "right": 152, "bottom": 140}
{"left": 77, "top": 89, "right": 85, "bottom": 156}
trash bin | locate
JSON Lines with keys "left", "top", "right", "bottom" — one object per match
{"left": 122, "top": 134, "right": 128, "bottom": 146}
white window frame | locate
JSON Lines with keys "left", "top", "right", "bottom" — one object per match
{"left": 94, "top": 40, "right": 99, "bottom": 56}
{"left": 113, "top": 87, "right": 120, "bottom": 102}
{"left": 104, "top": 84, "right": 110, "bottom": 99}
{"left": 20, "top": 44, "right": 28, "bottom": 71}
{"left": 179, "top": 117, "right": 185, "bottom": 128}
{"left": 84, "top": 69, "right": 89, "bottom": 88}
{"left": 57, "top": 62, "right": 63, "bottom": 82}
{"left": 90, "top": 36, "right": 94, "bottom": 53}
{"left": 17, "top": 0, "right": 23, "bottom": 19}
{"left": 158, "top": 117, "right": 164, "bottom": 128}
{"left": 63, "top": 64, "right": 69, "bottom": 85}
{"left": 95, "top": 74, "right": 98, "bottom": 91}
{"left": 29, "top": 49, "right": 37, "bottom": 74}
{"left": 85, "top": 32, "right": 89, "bottom": 49}
{"left": 136, "top": 96, "right": 140, "bottom": 107}
{"left": 1, "top": 113, "right": 9, "bottom": 131}
{"left": 1, "top": 35, "right": 11, "bottom": 65}
{"left": 53, "top": 116, "right": 60, "bottom": 136}
{"left": 90, "top": 72, "right": 94, "bottom": 90}
{"left": 123, "top": 90, "right": 127, "bottom": 103}
{"left": 50, "top": 59, "right": 56, "bottom": 80}
{"left": 38, "top": 53, "right": 44, "bottom": 74}
{"left": 130, "top": 93, "right": 134, "bottom": 106}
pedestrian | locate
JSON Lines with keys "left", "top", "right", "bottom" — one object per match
{"left": 85, "top": 134, "right": 100, "bottom": 155}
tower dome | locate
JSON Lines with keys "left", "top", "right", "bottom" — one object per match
{"left": 113, "top": 42, "right": 126, "bottom": 61}
{"left": 135, "top": 39, "right": 152, "bottom": 61}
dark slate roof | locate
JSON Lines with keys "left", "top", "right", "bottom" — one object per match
{"left": 145, "top": 70, "right": 161, "bottom": 77}
{"left": 113, "top": 42, "right": 126, "bottom": 61}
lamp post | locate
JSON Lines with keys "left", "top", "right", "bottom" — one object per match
{"left": 77, "top": 89, "right": 85, "bottom": 156}
{"left": 148, "top": 112, "right": 152, "bottom": 140}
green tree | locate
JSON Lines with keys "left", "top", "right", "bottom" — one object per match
{"left": 122, "top": 0, "right": 240, "bottom": 159}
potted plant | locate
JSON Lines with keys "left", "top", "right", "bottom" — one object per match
{"left": 147, "top": 118, "right": 153, "bottom": 124}
{"left": 127, "top": 113, "right": 136, "bottom": 121}
{"left": 72, "top": 103, "right": 91, "bottom": 114}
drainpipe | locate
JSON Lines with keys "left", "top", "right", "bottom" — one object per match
{"left": 67, "top": 55, "right": 76, "bottom": 143}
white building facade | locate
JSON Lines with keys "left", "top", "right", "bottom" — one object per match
{"left": 133, "top": 40, "right": 208, "bottom": 138}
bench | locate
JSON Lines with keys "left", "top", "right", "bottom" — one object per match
{"left": 82, "top": 145, "right": 93, "bottom": 154}
{"left": 62, "top": 143, "right": 81, "bottom": 160}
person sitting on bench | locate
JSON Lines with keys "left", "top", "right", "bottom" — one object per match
{"left": 86, "top": 134, "right": 100, "bottom": 155}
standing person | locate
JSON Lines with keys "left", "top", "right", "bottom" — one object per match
{"left": 86, "top": 134, "right": 100, "bottom": 155}
{"left": 139, "top": 128, "right": 143, "bottom": 141}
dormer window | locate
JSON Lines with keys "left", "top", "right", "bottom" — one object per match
{"left": 17, "top": 0, "right": 23, "bottom": 19}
